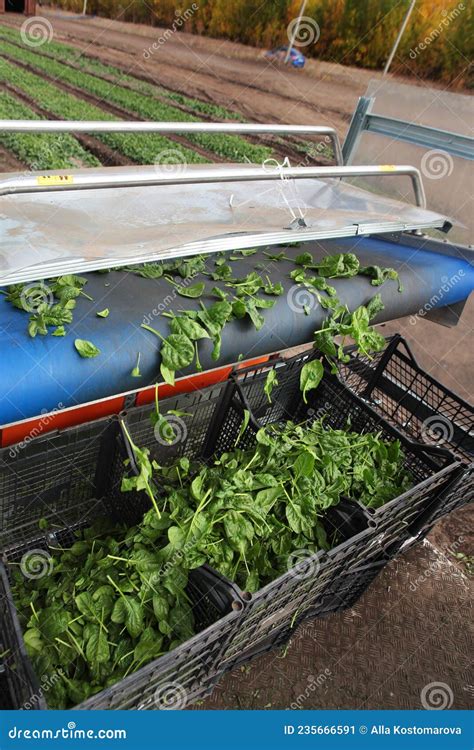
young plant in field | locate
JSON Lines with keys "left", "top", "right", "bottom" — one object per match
{"left": 0, "top": 91, "right": 100, "bottom": 169}
{"left": 0, "top": 39, "right": 271, "bottom": 164}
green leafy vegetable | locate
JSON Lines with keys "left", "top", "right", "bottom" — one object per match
{"left": 74, "top": 339, "right": 101, "bottom": 358}
{"left": 264, "top": 369, "right": 278, "bottom": 403}
{"left": 300, "top": 360, "right": 324, "bottom": 403}
{"left": 131, "top": 353, "right": 141, "bottom": 378}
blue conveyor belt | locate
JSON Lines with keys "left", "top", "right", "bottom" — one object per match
{"left": 1, "top": 237, "right": 473, "bottom": 425}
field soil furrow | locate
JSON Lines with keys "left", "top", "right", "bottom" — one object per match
{"left": 1, "top": 82, "right": 132, "bottom": 168}
{"left": 6, "top": 55, "right": 319, "bottom": 165}
{"left": 0, "top": 142, "right": 25, "bottom": 171}
{"left": 0, "top": 24, "right": 246, "bottom": 125}
{"left": 0, "top": 13, "right": 350, "bottom": 133}
{"left": 0, "top": 30, "right": 329, "bottom": 165}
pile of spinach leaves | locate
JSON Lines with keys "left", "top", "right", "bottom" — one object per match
{"left": 120, "top": 418, "right": 411, "bottom": 594}
{"left": 11, "top": 412, "right": 411, "bottom": 708}
{"left": 10, "top": 516, "right": 194, "bottom": 709}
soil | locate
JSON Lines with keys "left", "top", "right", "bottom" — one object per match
{"left": 0, "top": 142, "right": 25, "bottom": 172}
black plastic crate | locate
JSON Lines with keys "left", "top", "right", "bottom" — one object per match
{"left": 0, "top": 381, "right": 245, "bottom": 711}
{"left": 0, "top": 550, "right": 243, "bottom": 710}
{"left": 226, "top": 352, "right": 462, "bottom": 534}
{"left": 0, "top": 416, "right": 118, "bottom": 553}
{"left": 113, "top": 365, "right": 390, "bottom": 663}
{"left": 0, "top": 563, "right": 44, "bottom": 710}
{"left": 338, "top": 334, "right": 473, "bottom": 463}
{"left": 210, "top": 352, "right": 464, "bottom": 668}
{"left": 337, "top": 334, "right": 474, "bottom": 544}
{"left": 1, "top": 338, "right": 470, "bottom": 704}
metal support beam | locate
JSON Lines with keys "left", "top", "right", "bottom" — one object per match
{"left": 342, "top": 97, "right": 373, "bottom": 165}
{"left": 365, "top": 114, "right": 474, "bottom": 161}
{"left": 343, "top": 97, "right": 474, "bottom": 164}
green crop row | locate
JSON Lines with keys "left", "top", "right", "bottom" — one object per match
{"left": 0, "top": 38, "right": 271, "bottom": 163}
{"left": 0, "top": 57, "right": 206, "bottom": 166}
{"left": 0, "top": 90, "right": 100, "bottom": 170}
{"left": 0, "top": 24, "right": 245, "bottom": 123}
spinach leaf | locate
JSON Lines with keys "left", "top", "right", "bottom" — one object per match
{"left": 74, "top": 339, "right": 101, "bottom": 358}
{"left": 175, "top": 282, "right": 206, "bottom": 299}
{"left": 300, "top": 360, "right": 324, "bottom": 403}
{"left": 264, "top": 369, "right": 278, "bottom": 403}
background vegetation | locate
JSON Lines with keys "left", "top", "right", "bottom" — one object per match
{"left": 49, "top": 0, "right": 472, "bottom": 85}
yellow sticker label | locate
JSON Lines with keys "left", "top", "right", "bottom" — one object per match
{"left": 37, "top": 175, "right": 74, "bottom": 186}
{"left": 380, "top": 165, "right": 396, "bottom": 171}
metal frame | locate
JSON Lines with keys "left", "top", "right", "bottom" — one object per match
{"left": 0, "top": 120, "right": 428, "bottom": 206}
{"left": 343, "top": 96, "right": 474, "bottom": 164}
{"left": 1, "top": 118, "right": 453, "bottom": 287}
{"left": 0, "top": 119, "right": 344, "bottom": 166}
{"left": 0, "top": 164, "right": 426, "bottom": 210}
{"left": 1, "top": 218, "right": 451, "bottom": 287}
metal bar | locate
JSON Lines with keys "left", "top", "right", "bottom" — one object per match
{"left": 0, "top": 164, "right": 426, "bottom": 207}
{"left": 343, "top": 99, "right": 474, "bottom": 163}
{"left": 285, "top": 0, "right": 308, "bottom": 63}
{"left": 383, "top": 0, "right": 417, "bottom": 76}
{"left": 0, "top": 119, "right": 344, "bottom": 165}
{"left": 366, "top": 113, "right": 474, "bottom": 161}
{"left": 342, "top": 97, "right": 372, "bottom": 165}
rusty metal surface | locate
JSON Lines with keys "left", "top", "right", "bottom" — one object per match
{"left": 197, "top": 514, "right": 473, "bottom": 710}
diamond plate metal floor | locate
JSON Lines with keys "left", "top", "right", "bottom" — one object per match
{"left": 198, "top": 508, "right": 473, "bottom": 710}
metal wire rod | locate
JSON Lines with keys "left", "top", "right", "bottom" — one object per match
{"left": 0, "top": 163, "right": 426, "bottom": 208}
{"left": 0, "top": 119, "right": 344, "bottom": 165}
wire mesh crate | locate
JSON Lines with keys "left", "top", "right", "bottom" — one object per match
{"left": 0, "top": 338, "right": 469, "bottom": 706}
{"left": 210, "top": 350, "right": 464, "bottom": 668}
{"left": 0, "top": 380, "right": 245, "bottom": 711}
{"left": 336, "top": 334, "right": 474, "bottom": 548}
